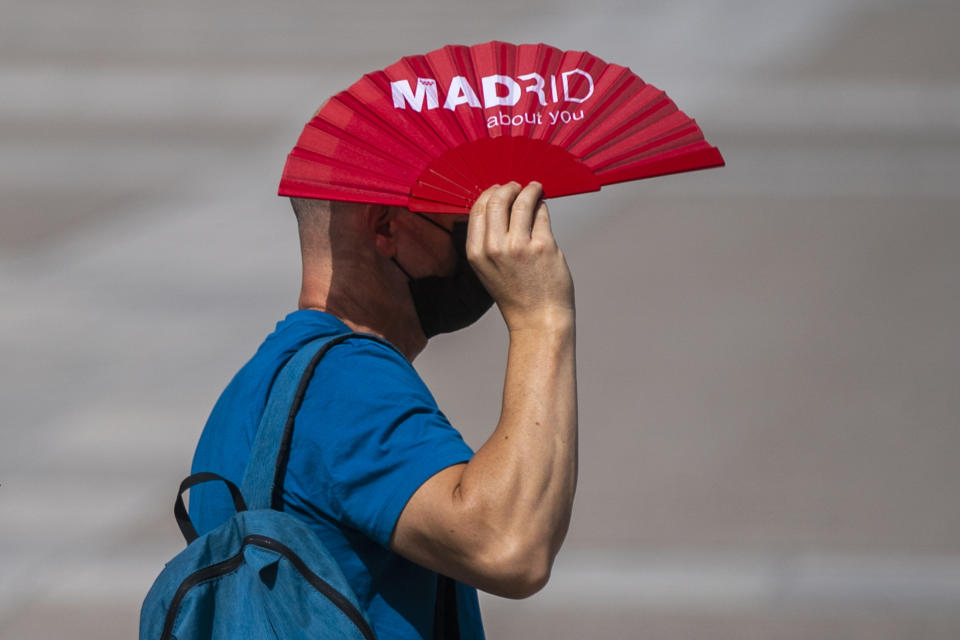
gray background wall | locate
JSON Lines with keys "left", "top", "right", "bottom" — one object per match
{"left": 2, "top": 1, "right": 959, "bottom": 637}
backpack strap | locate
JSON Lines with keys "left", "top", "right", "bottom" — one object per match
{"left": 241, "top": 331, "right": 373, "bottom": 510}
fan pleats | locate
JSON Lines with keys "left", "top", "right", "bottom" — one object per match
{"left": 279, "top": 41, "right": 723, "bottom": 213}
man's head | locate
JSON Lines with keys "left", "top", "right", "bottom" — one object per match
{"left": 291, "top": 197, "right": 490, "bottom": 358}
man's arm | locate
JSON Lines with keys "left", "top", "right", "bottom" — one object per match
{"left": 391, "top": 182, "right": 577, "bottom": 599}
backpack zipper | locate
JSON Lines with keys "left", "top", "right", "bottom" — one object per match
{"left": 160, "top": 534, "right": 376, "bottom": 640}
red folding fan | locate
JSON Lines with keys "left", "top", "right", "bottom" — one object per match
{"left": 279, "top": 41, "right": 724, "bottom": 214}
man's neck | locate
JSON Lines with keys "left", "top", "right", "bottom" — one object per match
{"left": 298, "top": 291, "right": 426, "bottom": 362}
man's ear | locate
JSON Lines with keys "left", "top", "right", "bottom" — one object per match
{"left": 369, "top": 205, "right": 399, "bottom": 258}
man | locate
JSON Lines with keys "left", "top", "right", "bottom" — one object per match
{"left": 189, "top": 181, "right": 577, "bottom": 638}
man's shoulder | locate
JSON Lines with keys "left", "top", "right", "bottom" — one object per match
{"left": 253, "top": 310, "right": 433, "bottom": 414}
{"left": 307, "top": 332, "right": 433, "bottom": 406}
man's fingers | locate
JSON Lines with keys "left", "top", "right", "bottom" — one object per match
{"left": 508, "top": 182, "right": 543, "bottom": 239}
{"left": 471, "top": 182, "right": 555, "bottom": 265}
{"left": 531, "top": 198, "right": 554, "bottom": 243}
{"left": 468, "top": 185, "right": 497, "bottom": 261}
{"left": 484, "top": 182, "right": 521, "bottom": 244}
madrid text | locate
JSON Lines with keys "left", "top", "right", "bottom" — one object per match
{"left": 391, "top": 69, "right": 594, "bottom": 108}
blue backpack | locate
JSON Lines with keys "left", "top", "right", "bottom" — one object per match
{"left": 140, "top": 332, "right": 460, "bottom": 639}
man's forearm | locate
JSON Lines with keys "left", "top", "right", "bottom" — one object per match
{"left": 457, "top": 314, "right": 578, "bottom": 582}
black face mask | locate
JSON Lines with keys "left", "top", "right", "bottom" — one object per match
{"left": 392, "top": 216, "right": 494, "bottom": 338}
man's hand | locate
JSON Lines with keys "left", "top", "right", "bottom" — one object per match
{"left": 466, "top": 182, "right": 574, "bottom": 332}
{"left": 391, "top": 182, "right": 578, "bottom": 599}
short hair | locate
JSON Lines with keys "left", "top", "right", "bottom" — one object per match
{"left": 290, "top": 196, "right": 322, "bottom": 222}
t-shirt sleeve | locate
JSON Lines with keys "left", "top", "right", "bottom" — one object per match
{"left": 285, "top": 336, "right": 474, "bottom": 547}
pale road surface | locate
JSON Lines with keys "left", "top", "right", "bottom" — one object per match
{"left": 2, "top": 1, "right": 960, "bottom": 638}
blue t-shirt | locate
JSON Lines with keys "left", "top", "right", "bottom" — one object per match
{"left": 190, "top": 310, "right": 484, "bottom": 639}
